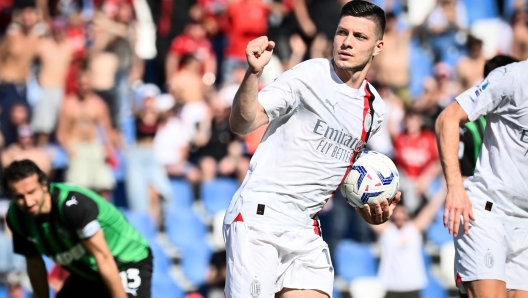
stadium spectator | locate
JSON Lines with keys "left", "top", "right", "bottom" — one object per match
{"left": 1, "top": 125, "right": 51, "bottom": 176}
{"left": 222, "top": 0, "right": 269, "bottom": 83}
{"left": 373, "top": 189, "right": 446, "bottom": 298}
{"left": 56, "top": 59, "right": 116, "bottom": 198}
{"left": 166, "top": 21, "right": 216, "bottom": 83}
{"left": 0, "top": 200, "right": 26, "bottom": 298}
{"left": 31, "top": 17, "right": 74, "bottom": 146}
{"left": 153, "top": 94, "right": 201, "bottom": 184}
{"left": 511, "top": 8, "right": 528, "bottom": 61}
{"left": 169, "top": 55, "right": 212, "bottom": 154}
{"left": 0, "top": 2, "right": 43, "bottom": 147}
{"left": 426, "top": 0, "right": 468, "bottom": 64}
{"left": 394, "top": 108, "right": 442, "bottom": 214}
{"left": 456, "top": 35, "right": 485, "bottom": 92}
{"left": 89, "top": 12, "right": 120, "bottom": 129}
{"left": 126, "top": 84, "right": 173, "bottom": 227}
{"left": 371, "top": 12, "right": 411, "bottom": 103}
{"left": 205, "top": 250, "right": 227, "bottom": 298}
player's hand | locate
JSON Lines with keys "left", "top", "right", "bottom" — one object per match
{"left": 355, "top": 192, "right": 401, "bottom": 225}
{"left": 444, "top": 187, "right": 475, "bottom": 237}
{"left": 246, "top": 36, "right": 275, "bottom": 75}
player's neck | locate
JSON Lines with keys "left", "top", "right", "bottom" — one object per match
{"left": 332, "top": 59, "right": 369, "bottom": 89}
{"left": 40, "top": 193, "right": 53, "bottom": 215}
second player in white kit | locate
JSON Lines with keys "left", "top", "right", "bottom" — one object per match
{"left": 436, "top": 60, "right": 528, "bottom": 297}
{"left": 224, "top": 1, "right": 401, "bottom": 297}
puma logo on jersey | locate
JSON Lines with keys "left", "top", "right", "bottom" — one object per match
{"left": 26, "top": 237, "right": 37, "bottom": 243}
{"left": 66, "top": 196, "right": 78, "bottom": 207}
{"left": 325, "top": 99, "right": 338, "bottom": 113}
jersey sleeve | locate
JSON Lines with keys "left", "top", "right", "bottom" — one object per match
{"left": 62, "top": 191, "right": 101, "bottom": 240}
{"left": 456, "top": 67, "right": 514, "bottom": 122}
{"left": 6, "top": 216, "right": 40, "bottom": 257}
{"left": 257, "top": 69, "right": 299, "bottom": 122}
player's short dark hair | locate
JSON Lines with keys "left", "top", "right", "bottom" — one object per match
{"left": 483, "top": 55, "right": 519, "bottom": 77}
{"left": 1, "top": 160, "right": 48, "bottom": 197}
{"left": 340, "top": 0, "right": 386, "bottom": 39}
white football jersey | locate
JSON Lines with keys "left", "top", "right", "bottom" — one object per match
{"left": 456, "top": 60, "right": 528, "bottom": 219}
{"left": 224, "top": 59, "right": 385, "bottom": 228}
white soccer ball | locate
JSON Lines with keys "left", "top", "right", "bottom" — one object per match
{"left": 340, "top": 150, "right": 399, "bottom": 208}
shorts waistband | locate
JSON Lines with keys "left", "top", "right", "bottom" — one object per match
{"left": 473, "top": 204, "right": 528, "bottom": 225}
{"left": 236, "top": 200, "right": 320, "bottom": 230}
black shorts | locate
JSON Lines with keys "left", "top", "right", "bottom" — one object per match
{"left": 56, "top": 252, "right": 153, "bottom": 298}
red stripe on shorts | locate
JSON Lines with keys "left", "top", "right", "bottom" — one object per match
{"left": 233, "top": 213, "right": 244, "bottom": 222}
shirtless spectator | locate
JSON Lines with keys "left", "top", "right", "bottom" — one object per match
{"left": 31, "top": 18, "right": 74, "bottom": 146}
{"left": 169, "top": 54, "right": 212, "bottom": 150}
{"left": 372, "top": 12, "right": 411, "bottom": 103}
{"left": 511, "top": 8, "right": 528, "bottom": 61}
{"left": 0, "top": 3, "right": 43, "bottom": 147}
{"left": 165, "top": 21, "right": 216, "bottom": 84}
{"left": 89, "top": 12, "right": 120, "bottom": 129}
{"left": 1, "top": 125, "right": 51, "bottom": 175}
{"left": 56, "top": 59, "right": 116, "bottom": 197}
{"left": 456, "top": 35, "right": 485, "bottom": 92}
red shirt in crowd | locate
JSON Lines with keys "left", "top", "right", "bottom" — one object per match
{"left": 393, "top": 129, "right": 439, "bottom": 180}
{"left": 224, "top": 0, "right": 268, "bottom": 60}
{"left": 169, "top": 33, "right": 215, "bottom": 69}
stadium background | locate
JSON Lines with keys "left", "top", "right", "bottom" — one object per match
{"left": 0, "top": 0, "right": 526, "bottom": 297}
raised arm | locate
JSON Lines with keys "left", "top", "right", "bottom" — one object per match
{"left": 413, "top": 186, "right": 447, "bottom": 233}
{"left": 230, "top": 36, "right": 274, "bottom": 135}
{"left": 435, "top": 101, "right": 474, "bottom": 236}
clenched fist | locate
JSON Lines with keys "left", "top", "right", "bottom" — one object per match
{"left": 246, "top": 36, "right": 275, "bottom": 75}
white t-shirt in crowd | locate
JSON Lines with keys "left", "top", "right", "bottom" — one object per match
{"left": 456, "top": 60, "right": 528, "bottom": 219}
{"left": 154, "top": 117, "right": 193, "bottom": 166}
{"left": 224, "top": 59, "right": 385, "bottom": 228}
{"left": 378, "top": 223, "right": 427, "bottom": 292}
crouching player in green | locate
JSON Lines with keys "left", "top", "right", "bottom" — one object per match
{"left": 2, "top": 160, "right": 152, "bottom": 298}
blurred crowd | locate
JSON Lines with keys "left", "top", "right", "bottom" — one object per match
{"left": 0, "top": 0, "right": 527, "bottom": 297}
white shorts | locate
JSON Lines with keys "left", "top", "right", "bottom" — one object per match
{"left": 223, "top": 217, "right": 334, "bottom": 298}
{"left": 454, "top": 208, "right": 528, "bottom": 293}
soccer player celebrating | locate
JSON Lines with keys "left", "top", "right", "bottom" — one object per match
{"left": 3, "top": 160, "right": 152, "bottom": 298}
{"left": 224, "top": 1, "right": 401, "bottom": 297}
{"left": 436, "top": 58, "right": 528, "bottom": 296}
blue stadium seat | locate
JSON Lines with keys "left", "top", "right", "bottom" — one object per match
{"left": 150, "top": 241, "right": 171, "bottom": 275}
{"left": 169, "top": 179, "right": 194, "bottom": 210}
{"left": 426, "top": 208, "right": 453, "bottom": 247}
{"left": 122, "top": 210, "right": 157, "bottom": 241}
{"left": 422, "top": 248, "right": 432, "bottom": 270}
{"left": 152, "top": 274, "right": 184, "bottom": 298}
{"left": 462, "top": 0, "right": 499, "bottom": 25}
{"left": 335, "top": 240, "right": 377, "bottom": 282}
{"left": 0, "top": 286, "right": 6, "bottom": 298}
{"left": 201, "top": 178, "right": 239, "bottom": 215}
{"left": 165, "top": 209, "right": 207, "bottom": 250}
{"left": 180, "top": 241, "right": 213, "bottom": 285}
{"left": 420, "top": 272, "right": 448, "bottom": 298}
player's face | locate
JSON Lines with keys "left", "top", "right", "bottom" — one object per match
{"left": 9, "top": 174, "right": 48, "bottom": 217}
{"left": 333, "top": 16, "right": 383, "bottom": 72}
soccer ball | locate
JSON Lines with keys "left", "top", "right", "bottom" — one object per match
{"left": 340, "top": 151, "right": 399, "bottom": 208}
